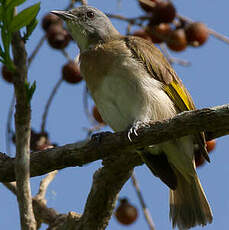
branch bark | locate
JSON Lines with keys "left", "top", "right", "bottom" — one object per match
{"left": 3, "top": 181, "right": 74, "bottom": 229}
{"left": 0, "top": 104, "right": 229, "bottom": 183}
{"left": 1, "top": 104, "right": 229, "bottom": 230}
{"left": 12, "top": 31, "right": 36, "bottom": 229}
{"left": 75, "top": 151, "right": 138, "bottom": 230}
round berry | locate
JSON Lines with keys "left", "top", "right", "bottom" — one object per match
{"left": 62, "top": 61, "right": 83, "bottom": 84}
{"left": 195, "top": 154, "right": 205, "bottom": 167}
{"left": 47, "top": 25, "right": 71, "bottom": 49}
{"left": 148, "top": 23, "right": 171, "bottom": 43}
{"left": 115, "top": 198, "right": 138, "bottom": 225}
{"left": 42, "top": 13, "right": 63, "bottom": 32}
{"left": 156, "top": 1, "right": 176, "bottom": 23}
{"left": 92, "top": 106, "right": 105, "bottom": 124}
{"left": 166, "top": 28, "right": 187, "bottom": 52}
{"left": 149, "top": 1, "right": 176, "bottom": 25}
{"left": 206, "top": 139, "right": 216, "bottom": 153}
{"left": 1, "top": 65, "right": 13, "bottom": 83}
{"left": 185, "top": 22, "right": 209, "bottom": 46}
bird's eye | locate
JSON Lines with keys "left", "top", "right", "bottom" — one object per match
{"left": 86, "top": 11, "right": 95, "bottom": 19}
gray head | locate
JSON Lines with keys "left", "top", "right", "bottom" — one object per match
{"left": 51, "top": 6, "right": 120, "bottom": 51}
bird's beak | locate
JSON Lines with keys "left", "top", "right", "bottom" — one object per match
{"left": 51, "top": 10, "right": 75, "bottom": 21}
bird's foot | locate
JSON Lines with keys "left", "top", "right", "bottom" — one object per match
{"left": 127, "top": 120, "right": 149, "bottom": 142}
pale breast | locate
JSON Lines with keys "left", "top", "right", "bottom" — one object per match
{"left": 80, "top": 40, "right": 177, "bottom": 131}
{"left": 93, "top": 68, "right": 177, "bottom": 131}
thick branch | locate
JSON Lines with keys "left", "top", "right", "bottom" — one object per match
{"left": 12, "top": 31, "right": 36, "bottom": 229}
{"left": 0, "top": 104, "right": 229, "bottom": 183}
{"left": 75, "top": 151, "right": 138, "bottom": 230}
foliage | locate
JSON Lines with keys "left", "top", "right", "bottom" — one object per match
{"left": 0, "top": 0, "right": 40, "bottom": 70}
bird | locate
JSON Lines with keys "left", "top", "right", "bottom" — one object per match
{"left": 51, "top": 6, "right": 213, "bottom": 229}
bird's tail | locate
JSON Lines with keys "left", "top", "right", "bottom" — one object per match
{"left": 169, "top": 171, "right": 213, "bottom": 229}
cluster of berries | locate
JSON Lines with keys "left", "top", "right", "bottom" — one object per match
{"left": 42, "top": 14, "right": 83, "bottom": 84}
{"left": 42, "top": 13, "right": 71, "bottom": 49}
{"left": 2, "top": 4, "right": 215, "bottom": 167}
{"left": 135, "top": 0, "right": 209, "bottom": 51}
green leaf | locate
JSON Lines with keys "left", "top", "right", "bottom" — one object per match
{"left": 4, "top": 0, "right": 26, "bottom": 25}
{"left": 7, "top": 0, "right": 26, "bottom": 8}
{"left": 25, "top": 80, "right": 36, "bottom": 104}
{"left": 5, "top": 6, "right": 14, "bottom": 25}
{"left": 0, "top": 45, "right": 4, "bottom": 57}
{"left": 23, "top": 18, "right": 38, "bottom": 41}
{"left": 1, "top": 28, "right": 10, "bottom": 54}
{"left": 5, "top": 0, "right": 12, "bottom": 5}
{"left": 9, "top": 2, "right": 40, "bottom": 32}
{"left": 0, "top": 6, "right": 3, "bottom": 21}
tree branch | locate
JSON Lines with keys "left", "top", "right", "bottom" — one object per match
{"left": 0, "top": 104, "right": 229, "bottom": 183}
{"left": 131, "top": 172, "right": 156, "bottom": 230}
{"left": 75, "top": 150, "right": 138, "bottom": 230}
{"left": 36, "top": 170, "right": 58, "bottom": 199}
{"left": 2, "top": 180, "right": 73, "bottom": 229}
{"left": 12, "top": 31, "right": 36, "bottom": 229}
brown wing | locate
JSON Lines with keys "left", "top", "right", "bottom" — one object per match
{"left": 123, "top": 36, "right": 209, "bottom": 162}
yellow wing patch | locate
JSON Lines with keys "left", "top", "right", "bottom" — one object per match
{"left": 164, "top": 81, "right": 195, "bottom": 112}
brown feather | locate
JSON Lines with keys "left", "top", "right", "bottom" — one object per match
{"left": 123, "top": 35, "right": 209, "bottom": 162}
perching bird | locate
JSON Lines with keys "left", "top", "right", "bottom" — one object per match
{"left": 52, "top": 6, "right": 213, "bottom": 229}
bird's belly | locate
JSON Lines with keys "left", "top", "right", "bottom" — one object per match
{"left": 91, "top": 72, "right": 176, "bottom": 132}
{"left": 93, "top": 76, "right": 141, "bottom": 131}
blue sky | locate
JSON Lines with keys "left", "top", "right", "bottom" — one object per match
{"left": 1, "top": 0, "right": 229, "bottom": 229}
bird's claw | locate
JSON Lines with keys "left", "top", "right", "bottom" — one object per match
{"left": 128, "top": 127, "right": 138, "bottom": 142}
{"left": 127, "top": 121, "right": 149, "bottom": 142}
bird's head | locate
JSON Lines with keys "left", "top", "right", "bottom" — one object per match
{"left": 51, "top": 6, "right": 120, "bottom": 51}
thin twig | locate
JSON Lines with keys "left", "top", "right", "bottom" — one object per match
{"left": 160, "top": 43, "right": 191, "bottom": 66}
{"left": 207, "top": 28, "right": 229, "bottom": 44}
{"left": 61, "top": 49, "right": 72, "bottom": 62}
{"left": 131, "top": 172, "right": 156, "bottom": 230}
{"left": 3, "top": 182, "right": 17, "bottom": 195}
{"left": 41, "top": 77, "right": 63, "bottom": 132}
{"left": 106, "top": 13, "right": 149, "bottom": 27}
{"left": 6, "top": 93, "right": 15, "bottom": 155}
{"left": 126, "top": 23, "right": 132, "bottom": 35}
{"left": 3, "top": 180, "right": 68, "bottom": 227}
{"left": 36, "top": 170, "right": 58, "bottom": 199}
{"left": 28, "top": 35, "right": 46, "bottom": 68}
{"left": 65, "top": 0, "right": 76, "bottom": 10}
